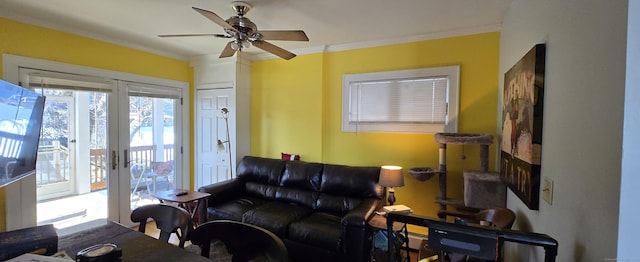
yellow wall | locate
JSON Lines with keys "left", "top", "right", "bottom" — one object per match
{"left": 251, "top": 32, "right": 500, "bottom": 233}
{"left": 0, "top": 18, "right": 193, "bottom": 231}
{"left": 251, "top": 53, "right": 325, "bottom": 160}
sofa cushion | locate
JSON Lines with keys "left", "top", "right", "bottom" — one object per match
{"left": 242, "top": 201, "right": 313, "bottom": 238}
{"left": 206, "top": 196, "right": 266, "bottom": 221}
{"left": 274, "top": 161, "right": 324, "bottom": 208}
{"left": 276, "top": 187, "right": 318, "bottom": 208}
{"left": 288, "top": 212, "right": 342, "bottom": 252}
{"left": 281, "top": 161, "right": 323, "bottom": 191}
{"left": 317, "top": 164, "right": 382, "bottom": 213}
{"left": 237, "top": 156, "right": 286, "bottom": 185}
{"left": 245, "top": 181, "right": 279, "bottom": 200}
{"left": 320, "top": 164, "right": 381, "bottom": 198}
{"left": 316, "top": 194, "right": 364, "bottom": 214}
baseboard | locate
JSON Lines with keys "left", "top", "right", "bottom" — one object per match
{"left": 407, "top": 232, "right": 428, "bottom": 250}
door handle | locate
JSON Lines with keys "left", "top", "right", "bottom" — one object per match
{"left": 111, "top": 150, "right": 118, "bottom": 170}
{"left": 124, "top": 149, "right": 129, "bottom": 168}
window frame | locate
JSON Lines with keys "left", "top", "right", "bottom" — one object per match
{"left": 341, "top": 65, "right": 460, "bottom": 133}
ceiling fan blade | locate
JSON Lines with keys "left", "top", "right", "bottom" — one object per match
{"left": 159, "top": 33, "right": 230, "bottom": 38}
{"left": 219, "top": 41, "right": 237, "bottom": 58}
{"left": 251, "top": 40, "right": 296, "bottom": 60}
{"left": 257, "top": 30, "right": 309, "bottom": 41}
{"left": 192, "top": 7, "right": 240, "bottom": 34}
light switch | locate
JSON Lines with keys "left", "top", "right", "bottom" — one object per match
{"left": 542, "top": 176, "right": 553, "bottom": 205}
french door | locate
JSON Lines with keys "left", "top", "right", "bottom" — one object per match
{"left": 120, "top": 82, "right": 180, "bottom": 218}
{"left": 20, "top": 68, "right": 185, "bottom": 227}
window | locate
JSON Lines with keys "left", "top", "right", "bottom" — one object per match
{"left": 342, "top": 65, "right": 460, "bottom": 133}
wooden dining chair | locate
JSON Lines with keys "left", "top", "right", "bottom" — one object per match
{"left": 189, "top": 220, "right": 289, "bottom": 262}
{"left": 130, "top": 203, "right": 193, "bottom": 248}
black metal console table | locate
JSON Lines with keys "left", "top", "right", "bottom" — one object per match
{"left": 386, "top": 212, "right": 558, "bottom": 262}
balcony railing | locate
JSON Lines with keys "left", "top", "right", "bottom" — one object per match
{"left": 36, "top": 142, "right": 69, "bottom": 186}
{"left": 37, "top": 144, "right": 174, "bottom": 191}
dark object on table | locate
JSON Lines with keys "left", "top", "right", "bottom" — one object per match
{"left": 0, "top": 224, "right": 58, "bottom": 260}
{"left": 131, "top": 203, "right": 192, "bottom": 248}
{"left": 190, "top": 220, "right": 289, "bottom": 262}
{"left": 198, "top": 156, "right": 383, "bottom": 262}
{"left": 76, "top": 243, "right": 122, "bottom": 262}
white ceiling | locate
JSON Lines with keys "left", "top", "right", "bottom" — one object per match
{"left": 0, "top": 0, "right": 512, "bottom": 60}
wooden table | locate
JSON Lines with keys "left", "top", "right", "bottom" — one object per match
{"left": 152, "top": 189, "right": 211, "bottom": 226}
{"left": 58, "top": 220, "right": 208, "bottom": 262}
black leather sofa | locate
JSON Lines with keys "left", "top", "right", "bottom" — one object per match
{"left": 197, "top": 156, "right": 383, "bottom": 262}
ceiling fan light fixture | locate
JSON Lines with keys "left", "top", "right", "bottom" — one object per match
{"left": 231, "top": 39, "right": 251, "bottom": 51}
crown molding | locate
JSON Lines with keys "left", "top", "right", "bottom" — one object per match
{"left": 0, "top": 11, "right": 190, "bottom": 61}
{"left": 249, "top": 23, "right": 502, "bottom": 61}
{"left": 324, "top": 23, "right": 502, "bottom": 53}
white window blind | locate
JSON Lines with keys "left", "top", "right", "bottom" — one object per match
{"left": 349, "top": 77, "right": 448, "bottom": 124}
{"left": 342, "top": 66, "right": 459, "bottom": 133}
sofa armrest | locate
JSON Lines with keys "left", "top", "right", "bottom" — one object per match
{"left": 341, "top": 198, "right": 380, "bottom": 227}
{"left": 341, "top": 198, "right": 381, "bottom": 262}
{"left": 197, "top": 179, "right": 245, "bottom": 223}
{"left": 197, "top": 178, "right": 246, "bottom": 207}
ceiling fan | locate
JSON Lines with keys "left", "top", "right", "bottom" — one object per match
{"left": 159, "top": 1, "right": 309, "bottom": 60}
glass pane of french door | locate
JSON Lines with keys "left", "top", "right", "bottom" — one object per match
{"left": 128, "top": 94, "right": 177, "bottom": 210}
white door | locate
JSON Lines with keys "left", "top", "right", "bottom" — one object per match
{"left": 195, "top": 87, "right": 234, "bottom": 189}
{"left": 117, "top": 81, "right": 185, "bottom": 225}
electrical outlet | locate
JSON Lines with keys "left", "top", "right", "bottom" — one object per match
{"left": 542, "top": 176, "right": 553, "bottom": 205}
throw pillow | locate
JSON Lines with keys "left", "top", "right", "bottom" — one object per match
{"left": 281, "top": 152, "right": 300, "bottom": 161}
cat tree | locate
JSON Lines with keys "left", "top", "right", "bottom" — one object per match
{"left": 409, "top": 133, "right": 505, "bottom": 218}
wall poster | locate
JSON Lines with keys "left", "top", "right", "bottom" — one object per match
{"left": 500, "top": 44, "right": 546, "bottom": 210}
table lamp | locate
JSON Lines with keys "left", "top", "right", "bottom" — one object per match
{"left": 379, "top": 165, "right": 404, "bottom": 206}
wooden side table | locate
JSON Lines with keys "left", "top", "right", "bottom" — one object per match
{"left": 152, "top": 189, "right": 210, "bottom": 227}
